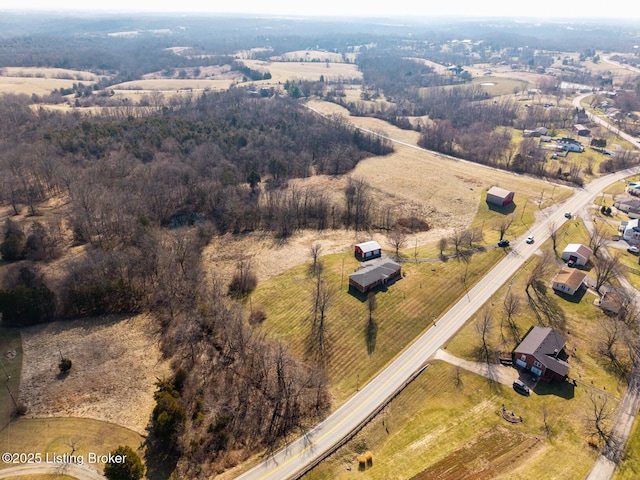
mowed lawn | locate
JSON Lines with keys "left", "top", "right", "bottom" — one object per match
{"left": 446, "top": 218, "right": 628, "bottom": 397}
{"left": 0, "top": 417, "right": 144, "bottom": 473}
{"left": 251, "top": 246, "right": 504, "bottom": 404}
{"left": 304, "top": 361, "right": 600, "bottom": 480}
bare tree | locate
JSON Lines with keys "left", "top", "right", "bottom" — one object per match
{"left": 583, "top": 391, "right": 614, "bottom": 448}
{"left": 438, "top": 237, "right": 448, "bottom": 258}
{"left": 450, "top": 228, "right": 470, "bottom": 257}
{"left": 309, "top": 243, "right": 323, "bottom": 277}
{"left": 547, "top": 221, "right": 559, "bottom": 253}
{"left": 308, "top": 276, "right": 334, "bottom": 365}
{"left": 589, "top": 223, "right": 609, "bottom": 259}
{"left": 593, "top": 254, "right": 621, "bottom": 293}
{"left": 386, "top": 227, "right": 407, "bottom": 260}
{"left": 475, "top": 308, "right": 493, "bottom": 362}
{"left": 495, "top": 215, "right": 514, "bottom": 241}
{"left": 502, "top": 290, "right": 522, "bottom": 342}
{"left": 526, "top": 253, "right": 553, "bottom": 296}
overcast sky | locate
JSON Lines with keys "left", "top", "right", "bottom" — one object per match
{"left": 7, "top": 0, "right": 640, "bottom": 19}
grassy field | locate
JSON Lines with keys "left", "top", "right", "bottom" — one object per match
{"left": 445, "top": 217, "right": 627, "bottom": 398}
{"left": 251, "top": 246, "right": 505, "bottom": 405}
{"left": 304, "top": 361, "right": 601, "bottom": 480}
{"left": 0, "top": 417, "right": 144, "bottom": 472}
{"left": 615, "top": 414, "right": 640, "bottom": 479}
{"left": 0, "top": 328, "right": 22, "bottom": 429}
{"left": 242, "top": 60, "right": 361, "bottom": 84}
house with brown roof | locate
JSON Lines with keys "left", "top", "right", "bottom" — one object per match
{"left": 552, "top": 267, "right": 587, "bottom": 296}
{"left": 513, "top": 326, "right": 570, "bottom": 382}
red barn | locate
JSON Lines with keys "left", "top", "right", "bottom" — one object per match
{"left": 486, "top": 186, "right": 515, "bottom": 207}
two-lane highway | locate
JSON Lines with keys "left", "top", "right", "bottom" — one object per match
{"left": 238, "top": 162, "right": 640, "bottom": 480}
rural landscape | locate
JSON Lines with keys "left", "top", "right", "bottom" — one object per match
{"left": 1, "top": 8, "right": 640, "bottom": 480}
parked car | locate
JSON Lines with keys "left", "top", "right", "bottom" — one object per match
{"left": 628, "top": 246, "right": 639, "bottom": 254}
{"left": 526, "top": 235, "right": 534, "bottom": 244}
{"left": 567, "top": 259, "right": 576, "bottom": 268}
{"left": 513, "top": 380, "right": 530, "bottom": 396}
{"left": 498, "top": 239, "right": 510, "bottom": 247}
{"left": 564, "top": 212, "right": 572, "bottom": 219}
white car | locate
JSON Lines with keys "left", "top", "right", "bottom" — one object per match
{"left": 526, "top": 235, "right": 534, "bottom": 244}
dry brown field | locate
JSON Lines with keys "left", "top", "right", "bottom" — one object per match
{"left": 241, "top": 59, "right": 361, "bottom": 83}
{"left": 110, "top": 78, "right": 237, "bottom": 92}
{"left": 18, "top": 314, "right": 170, "bottom": 435}
{"left": 0, "top": 67, "right": 101, "bottom": 81}
{"left": 0, "top": 77, "right": 81, "bottom": 96}
{"left": 271, "top": 50, "right": 345, "bottom": 63}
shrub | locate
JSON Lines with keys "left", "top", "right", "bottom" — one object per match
{"left": 59, "top": 358, "right": 72, "bottom": 374}
{"left": 103, "top": 445, "right": 145, "bottom": 480}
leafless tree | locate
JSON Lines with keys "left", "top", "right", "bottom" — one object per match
{"left": 583, "top": 391, "right": 614, "bottom": 448}
{"left": 589, "top": 223, "right": 609, "bottom": 259}
{"left": 547, "top": 221, "right": 559, "bottom": 253}
{"left": 386, "top": 227, "right": 407, "bottom": 259}
{"left": 438, "top": 237, "right": 448, "bottom": 257}
{"left": 502, "top": 290, "right": 522, "bottom": 342}
{"left": 593, "top": 254, "right": 621, "bottom": 293}
{"left": 495, "top": 215, "right": 514, "bottom": 241}
{"left": 475, "top": 308, "right": 493, "bottom": 363}
{"left": 309, "top": 243, "right": 323, "bottom": 277}
{"left": 308, "top": 276, "right": 334, "bottom": 365}
{"left": 525, "top": 253, "right": 553, "bottom": 296}
{"left": 450, "top": 228, "right": 470, "bottom": 257}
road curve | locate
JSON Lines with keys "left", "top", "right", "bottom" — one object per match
{"left": 0, "top": 462, "right": 105, "bottom": 479}
{"left": 237, "top": 151, "right": 640, "bottom": 480}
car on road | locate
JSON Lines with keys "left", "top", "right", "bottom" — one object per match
{"left": 628, "top": 246, "right": 639, "bottom": 254}
{"left": 564, "top": 212, "right": 572, "bottom": 219}
{"left": 498, "top": 239, "right": 510, "bottom": 247}
{"left": 513, "top": 380, "right": 530, "bottom": 396}
{"left": 526, "top": 235, "right": 534, "bottom": 244}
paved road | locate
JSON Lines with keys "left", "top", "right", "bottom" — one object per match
{"left": 573, "top": 92, "right": 640, "bottom": 146}
{"left": 237, "top": 148, "right": 640, "bottom": 480}
{"left": 0, "top": 462, "right": 105, "bottom": 479}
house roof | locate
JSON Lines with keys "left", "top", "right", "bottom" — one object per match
{"left": 553, "top": 267, "right": 587, "bottom": 291}
{"left": 516, "top": 326, "right": 570, "bottom": 377}
{"left": 349, "top": 259, "right": 400, "bottom": 287}
{"left": 600, "top": 290, "right": 626, "bottom": 312}
{"left": 562, "top": 243, "right": 593, "bottom": 259}
{"left": 486, "top": 186, "right": 514, "bottom": 199}
{"left": 355, "top": 240, "right": 381, "bottom": 253}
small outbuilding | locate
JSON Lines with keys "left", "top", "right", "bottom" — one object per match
{"left": 552, "top": 267, "right": 587, "bottom": 296}
{"left": 573, "top": 124, "right": 591, "bottom": 136}
{"left": 513, "top": 326, "right": 570, "bottom": 382}
{"left": 354, "top": 241, "right": 382, "bottom": 261}
{"left": 561, "top": 244, "right": 593, "bottom": 266}
{"left": 348, "top": 259, "right": 401, "bottom": 293}
{"left": 486, "top": 186, "right": 515, "bottom": 207}
{"left": 596, "top": 290, "right": 626, "bottom": 315}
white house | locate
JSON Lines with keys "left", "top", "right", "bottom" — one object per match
{"left": 623, "top": 219, "right": 640, "bottom": 243}
{"left": 552, "top": 267, "right": 587, "bottom": 296}
{"left": 561, "top": 244, "right": 593, "bottom": 266}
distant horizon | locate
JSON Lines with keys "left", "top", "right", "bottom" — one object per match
{"left": 3, "top": 1, "right": 640, "bottom": 20}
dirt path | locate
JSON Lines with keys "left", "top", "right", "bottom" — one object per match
{"left": 0, "top": 463, "right": 104, "bottom": 479}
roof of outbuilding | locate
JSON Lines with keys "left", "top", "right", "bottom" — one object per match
{"left": 486, "top": 186, "right": 514, "bottom": 198}
{"left": 562, "top": 243, "right": 593, "bottom": 259}
{"left": 355, "top": 240, "right": 381, "bottom": 252}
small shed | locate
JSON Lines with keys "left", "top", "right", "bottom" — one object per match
{"left": 573, "top": 124, "right": 591, "bottom": 136}
{"left": 348, "top": 259, "right": 401, "bottom": 293}
{"left": 597, "top": 291, "right": 626, "bottom": 315}
{"left": 486, "top": 186, "right": 515, "bottom": 207}
{"left": 552, "top": 267, "right": 587, "bottom": 296}
{"left": 354, "top": 241, "right": 382, "bottom": 261}
{"left": 561, "top": 244, "right": 593, "bottom": 266}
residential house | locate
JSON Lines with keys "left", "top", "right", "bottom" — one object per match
{"left": 557, "top": 137, "right": 584, "bottom": 153}
{"left": 552, "top": 267, "right": 587, "bottom": 296}
{"left": 596, "top": 290, "right": 626, "bottom": 315}
{"left": 561, "top": 244, "right": 593, "bottom": 266}
{"left": 486, "top": 186, "right": 515, "bottom": 207}
{"left": 354, "top": 241, "right": 382, "bottom": 261}
{"left": 348, "top": 259, "right": 401, "bottom": 293}
{"left": 614, "top": 198, "right": 640, "bottom": 218}
{"left": 513, "top": 326, "right": 570, "bottom": 382}
{"left": 622, "top": 218, "right": 640, "bottom": 243}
